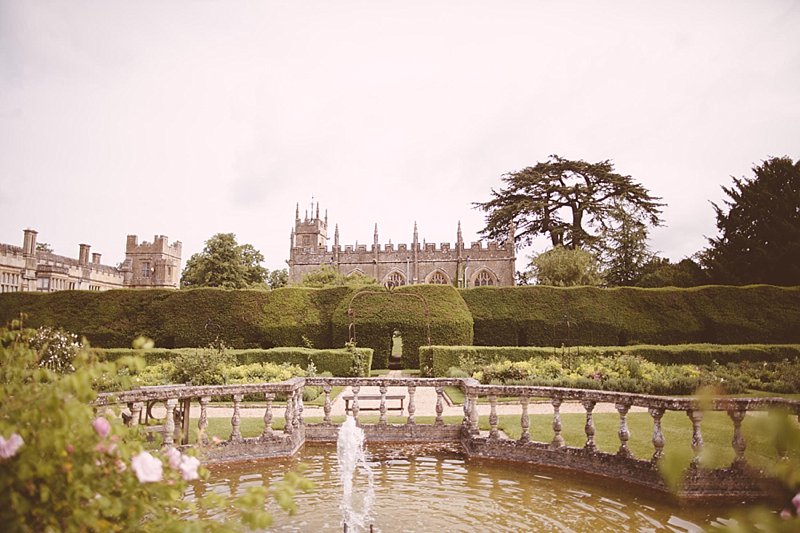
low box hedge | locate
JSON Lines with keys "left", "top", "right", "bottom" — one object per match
{"left": 96, "top": 346, "right": 373, "bottom": 377}
{"left": 420, "top": 344, "right": 800, "bottom": 377}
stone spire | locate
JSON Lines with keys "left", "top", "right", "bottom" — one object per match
{"left": 413, "top": 222, "right": 419, "bottom": 245}
{"left": 457, "top": 221, "right": 463, "bottom": 245}
{"left": 334, "top": 224, "right": 340, "bottom": 247}
{"left": 374, "top": 223, "right": 379, "bottom": 245}
{"left": 295, "top": 203, "right": 300, "bottom": 222}
{"left": 508, "top": 221, "right": 517, "bottom": 258}
{"left": 325, "top": 209, "right": 328, "bottom": 225}
{"left": 316, "top": 202, "right": 320, "bottom": 220}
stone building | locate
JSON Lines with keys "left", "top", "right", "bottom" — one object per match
{"left": 287, "top": 203, "right": 516, "bottom": 287}
{"left": 0, "top": 229, "right": 181, "bottom": 293}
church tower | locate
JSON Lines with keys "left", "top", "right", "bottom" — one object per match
{"left": 292, "top": 201, "right": 328, "bottom": 248}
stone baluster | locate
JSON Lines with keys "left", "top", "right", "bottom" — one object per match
{"left": 519, "top": 395, "right": 530, "bottom": 443}
{"left": 435, "top": 386, "right": 444, "bottom": 426}
{"left": 406, "top": 385, "right": 416, "bottom": 425}
{"left": 262, "top": 393, "right": 275, "bottom": 439}
{"left": 489, "top": 395, "right": 499, "bottom": 439}
{"left": 462, "top": 393, "right": 470, "bottom": 427}
{"left": 163, "top": 398, "right": 177, "bottom": 447}
{"left": 351, "top": 386, "right": 361, "bottom": 421}
{"left": 129, "top": 402, "right": 143, "bottom": 427}
{"left": 295, "top": 388, "right": 304, "bottom": 428}
{"left": 688, "top": 409, "right": 704, "bottom": 466}
{"left": 551, "top": 398, "right": 564, "bottom": 449}
{"left": 616, "top": 402, "right": 631, "bottom": 457}
{"left": 230, "top": 394, "right": 243, "bottom": 442}
{"left": 199, "top": 396, "right": 210, "bottom": 446}
{"left": 379, "top": 383, "right": 388, "bottom": 425}
{"left": 582, "top": 400, "right": 596, "bottom": 451}
{"left": 648, "top": 407, "right": 665, "bottom": 462}
{"left": 284, "top": 392, "right": 294, "bottom": 435}
{"left": 323, "top": 383, "right": 332, "bottom": 425}
{"left": 468, "top": 393, "right": 479, "bottom": 434}
{"left": 728, "top": 409, "right": 746, "bottom": 464}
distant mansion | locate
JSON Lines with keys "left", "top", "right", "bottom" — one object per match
{"left": 0, "top": 229, "right": 182, "bottom": 293}
{"left": 287, "top": 203, "right": 516, "bottom": 287}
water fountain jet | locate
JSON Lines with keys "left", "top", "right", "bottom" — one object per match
{"left": 337, "top": 416, "right": 375, "bottom": 532}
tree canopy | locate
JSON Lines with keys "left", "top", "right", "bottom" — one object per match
{"left": 701, "top": 157, "right": 800, "bottom": 285}
{"left": 475, "top": 155, "right": 663, "bottom": 250}
{"left": 298, "top": 265, "right": 378, "bottom": 288}
{"left": 528, "top": 245, "right": 602, "bottom": 286}
{"left": 180, "top": 233, "right": 269, "bottom": 289}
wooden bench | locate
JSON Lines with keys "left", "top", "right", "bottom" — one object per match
{"left": 342, "top": 394, "right": 405, "bottom": 413}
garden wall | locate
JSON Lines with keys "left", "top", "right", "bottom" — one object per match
{"left": 420, "top": 344, "right": 800, "bottom": 377}
{"left": 461, "top": 285, "right": 800, "bottom": 347}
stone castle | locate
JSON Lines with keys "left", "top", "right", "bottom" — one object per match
{"left": 287, "top": 202, "right": 516, "bottom": 287}
{"left": 0, "top": 229, "right": 181, "bottom": 293}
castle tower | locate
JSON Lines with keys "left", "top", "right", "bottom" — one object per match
{"left": 119, "top": 234, "right": 182, "bottom": 288}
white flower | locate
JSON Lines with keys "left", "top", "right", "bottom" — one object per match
{"left": 178, "top": 454, "right": 200, "bottom": 481}
{"left": 131, "top": 451, "right": 163, "bottom": 483}
{"left": 0, "top": 433, "right": 24, "bottom": 459}
{"left": 165, "top": 447, "right": 181, "bottom": 470}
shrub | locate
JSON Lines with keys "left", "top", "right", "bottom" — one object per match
{"left": 170, "top": 344, "right": 233, "bottom": 386}
{"left": 0, "top": 326, "right": 306, "bottom": 531}
{"left": 28, "top": 326, "right": 82, "bottom": 373}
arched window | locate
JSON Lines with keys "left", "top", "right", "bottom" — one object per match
{"left": 427, "top": 271, "right": 448, "bottom": 285}
{"left": 475, "top": 270, "right": 496, "bottom": 287}
{"left": 384, "top": 271, "right": 406, "bottom": 288}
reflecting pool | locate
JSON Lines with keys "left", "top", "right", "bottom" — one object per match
{"left": 198, "top": 444, "right": 737, "bottom": 532}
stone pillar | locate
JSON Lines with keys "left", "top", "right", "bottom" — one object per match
{"left": 199, "top": 396, "right": 210, "bottom": 446}
{"left": 649, "top": 407, "right": 665, "bottom": 462}
{"left": 582, "top": 400, "right": 596, "bottom": 451}
{"left": 262, "top": 393, "right": 275, "bottom": 439}
{"left": 230, "top": 394, "right": 243, "bottom": 442}
{"left": 616, "top": 402, "right": 632, "bottom": 457}
{"left": 551, "top": 398, "right": 564, "bottom": 449}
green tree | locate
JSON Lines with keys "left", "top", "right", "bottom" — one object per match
{"left": 528, "top": 245, "right": 602, "bottom": 286}
{"left": 475, "top": 155, "right": 663, "bottom": 249}
{"left": 298, "top": 265, "right": 378, "bottom": 288}
{"left": 266, "top": 269, "right": 289, "bottom": 289}
{"left": 35, "top": 242, "right": 53, "bottom": 253}
{"left": 702, "top": 156, "right": 800, "bottom": 285}
{"left": 637, "top": 257, "right": 707, "bottom": 288}
{"left": 600, "top": 198, "right": 654, "bottom": 286}
{"left": 180, "top": 233, "right": 268, "bottom": 289}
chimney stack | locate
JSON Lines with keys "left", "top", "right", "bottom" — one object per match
{"left": 23, "top": 229, "right": 38, "bottom": 255}
{"left": 92, "top": 253, "right": 102, "bottom": 265}
{"left": 79, "top": 244, "right": 90, "bottom": 265}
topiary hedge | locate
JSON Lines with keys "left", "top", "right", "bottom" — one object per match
{"left": 96, "top": 346, "right": 373, "bottom": 377}
{"left": 331, "top": 285, "right": 474, "bottom": 370}
{"left": 259, "top": 286, "right": 353, "bottom": 348}
{"left": 460, "top": 285, "right": 800, "bottom": 347}
{"left": 420, "top": 344, "right": 800, "bottom": 377}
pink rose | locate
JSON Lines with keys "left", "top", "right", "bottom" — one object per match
{"left": 165, "top": 447, "right": 181, "bottom": 470}
{"left": 780, "top": 508, "right": 792, "bottom": 520}
{"left": 131, "top": 451, "right": 163, "bottom": 483}
{"left": 92, "top": 417, "right": 111, "bottom": 439}
{"left": 179, "top": 454, "right": 200, "bottom": 481}
{"left": 793, "top": 493, "right": 800, "bottom": 513}
{"left": 0, "top": 433, "right": 24, "bottom": 459}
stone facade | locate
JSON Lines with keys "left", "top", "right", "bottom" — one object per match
{"left": 287, "top": 202, "right": 516, "bottom": 287}
{"left": 0, "top": 229, "right": 181, "bottom": 293}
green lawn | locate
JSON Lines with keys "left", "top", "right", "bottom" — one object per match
{"left": 190, "top": 410, "right": 794, "bottom": 471}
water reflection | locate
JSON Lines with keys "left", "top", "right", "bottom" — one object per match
{"left": 202, "top": 444, "right": 732, "bottom": 532}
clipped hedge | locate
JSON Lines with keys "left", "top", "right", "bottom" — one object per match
{"left": 259, "top": 286, "right": 353, "bottom": 348}
{"left": 96, "top": 346, "right": 373, "bottom": 377}
{"left": 461, "top": 285, "right": 800, "bottom": 347}
{"left": 331, "top": 285, "right": 473, "bottom": 369}
{"left": 420, "top": 344, "right": 800, "bottom": 377}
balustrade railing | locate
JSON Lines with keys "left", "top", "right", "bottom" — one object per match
{"left": 95, "top": 377, "right": 800, "bottom": 478}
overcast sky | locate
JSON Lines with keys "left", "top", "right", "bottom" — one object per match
{"left": 1, "top": 0, "right": 798, "bottom": 273}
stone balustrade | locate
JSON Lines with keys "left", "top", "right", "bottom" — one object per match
{"left": 95, "top": 377, "right": 800, "bottom": 501}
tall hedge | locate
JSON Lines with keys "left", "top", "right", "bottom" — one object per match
{"left": 421, "top": 344, "right": 800, "bottom": 377}
{"left": 259, "top": 286, "right": 352, "bottom": 348}
{"left": 461, "top": 285, "right": 800, "bottom": 347}
{"left": 331, "top": 285, "right": 474, "bottom": 369}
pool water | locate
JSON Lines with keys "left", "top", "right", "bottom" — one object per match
{"left": 198, "top": 443, "right": 737, "bottom": 532}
